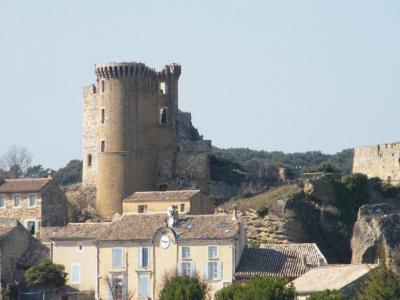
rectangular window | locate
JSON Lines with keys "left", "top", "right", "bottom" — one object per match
{"left": 0, "top": 196, "right": 5, "bottom": 208}
{"left": 182, "top": 246, "right": 191, "bottom": 259}
{"left": 139, "top": 247, "right": 149, "bottom": 268}
{"left": 29, "top": 195, "right": 36, "bottom": 207}
{"left": 160, "top": 108, "right": 168, "bottom": 124}
{"left": 138, "top": 274, "right": 150, "bottom": 298}
{"left": 101, "top": 140, "right": 105, "bottom": 152}
{"left": 138, "top": 205, "right": 148, "bottom": 213}
{"left": 71, "top": 263, "right": 80, "bottom": 284}
{"left": 110, "top": 274, "right": 126, "bottom": 300}
{"left": 13, "top": 195, "right": 21, "bottom": 208}
{"left": 77, "top": 243, "right": 84, "bottom": 252}
{"left": 208, "top": 261, "right": 219, "bottom": 281}
{"left": 180, "top": 203, "right": 185, "bottom": 212}
{"left": 160, "top": 82, "right": 167, "bottom": 94}
{"left": 208, "top": 246, "right": 218, "bottom": 259}
{"left": 112, "top": 248, "right": 123, "bottom": 269}
{"left": 101, "top": 108, "right": 105, "bottom": 124}
{"left": 182, "top": 262, "right": 192, "bottom": 277}
{"left": 101, "top": 80, "right": 105, "bottom": 93}
{"left": 26, "top": 220, "right": 36, "bottom": 236}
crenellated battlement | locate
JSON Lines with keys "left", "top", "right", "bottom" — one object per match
{"left": 95, "top": 62, "right": 181, "bottom": 80}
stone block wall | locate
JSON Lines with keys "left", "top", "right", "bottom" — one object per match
{"left": 353, "top": 142, "right": 400, "bottom": 183}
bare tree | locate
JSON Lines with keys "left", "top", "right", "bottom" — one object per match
{"left": 105, "top": 275, "right": 134, "bottom": 300}
{"left": 0, "top": 145, "right": 32, "bottom": 178}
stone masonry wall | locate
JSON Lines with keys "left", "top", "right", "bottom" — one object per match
{"left": 353, "top": 142, "right": 400, "bottom": 183}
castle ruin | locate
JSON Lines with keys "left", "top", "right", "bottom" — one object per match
{"left": 82, "top": 62, "right": 211, "bottom": 218}
{"left": 353, "top": 142, "right": 400, "bottom": 183}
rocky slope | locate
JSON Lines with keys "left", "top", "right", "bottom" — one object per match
{"left": 351, "top": 203, "right": 400, "bottom": 271}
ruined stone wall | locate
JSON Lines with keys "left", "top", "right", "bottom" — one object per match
{"left": 353, "top": 142, "right": 400, "bottom": 183}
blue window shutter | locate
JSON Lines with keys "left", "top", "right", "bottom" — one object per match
{"left": 112, "top": 248, "right": 122, "bottom": 268}
{"left": 147, "top": 248, "right": 150, "bottom": 267}
{"left": 122, "top": 274, "right": 126, "bottom": 300}
{"left": 204, "top": 263, "right": 209, "bottom": 280}
{"left": 191, "top": 262, "right": 196, "bottom": 277}
{"left": 143, "top": 248, "right": 149, "bottom": 267}
{"left": 217, "top": 262, "right": 222, "bottom": 281}
{"left": 138, "top": 247, "right": 143, "bottom": 267}
{"left": 176, "top": 262, "right": 182, "bottom": 276}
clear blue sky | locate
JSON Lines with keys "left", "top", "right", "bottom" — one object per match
{"left": 1, "top": 1, "right": 400, "bottom": 169}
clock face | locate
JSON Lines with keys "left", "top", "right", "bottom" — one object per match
{"left": 160, "top": 235, "right": 170, "bottom": 249}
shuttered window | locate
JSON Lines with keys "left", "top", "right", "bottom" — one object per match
{"left": 138, "top": 274, "right": 150, "bottom": 298}
{"left": 112, "top": 248, "right": 123, "bottom": 268}
{"left": 71, "top": 264, "right": 80, "bottom": 284}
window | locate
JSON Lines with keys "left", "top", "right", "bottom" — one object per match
{"left": 160, "top": 108, "right": 168, "bottom": 124}
{"left": 109, "top": 274, "right": 126, "bottom": 300}
{"left": 77, "top": 243, "right": 84, "bottom": 252}
{"left": 26, "top": 220, "right": 36, "bottom": 235}
{"left": 181, "top": 262, "right": 193, "bottom": 277}
{"left": 112, "top": 248, "right": 123, "bottom": 268}
{"left": 180, "top": 203, "right": 185, "bottom": 212}
{"left": 101, "top": 80, "right": 105, "bottom": 93}
{"left": 71, "top": 263, "right": 80, "bottom": 284}
{"left": 207, "top": 261, "right": 221, "bottom": 281}
{"left": 160, "top": 82, "right": 167, "bottom": 94}
{"left": 0, "top": 196, "right": 5, "bottom": 208}
{"left": 101, "top": 108, "right": 105, "bottom": 124}
{"left": 29, "top": 195, "right": 36, "bottom": 207}
{"left": 138, "top": 274, "right": 150, "bottom": 298}
{"left": 101, "top": 140, "right": 105, "bottom": 152}
{"left": 87, "top": 154, "right": 92, "bottom": 167}
{"left": 139, "top": 247, "right": 149, "bottom": 268}
{"left": 182, "top": 247, "right": 191, "bottom": 259}
{"left": 13, "top": 195, "right": 21, "bottom": 208}
{"left": 208, "top": 246, "right": 218, "bottom": 259}
{"left": 138, "top": 205, "right": 148, "bottom": 213}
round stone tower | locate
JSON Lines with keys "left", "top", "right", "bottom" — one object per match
{"left": 83, "top": 62, "right": 181, "bottom": 218}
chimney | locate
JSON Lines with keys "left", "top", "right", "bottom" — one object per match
{"left": 167, "top": 205, "right": 178, "bottom": 227}
{"left": 302, "top": 255, "right": 307, "bottom": 266}
{"left": 47, "top": 170, "right": 54, "bottom": 180}
{"left": 232, "top": 205, "right": 238, "bottom": 221}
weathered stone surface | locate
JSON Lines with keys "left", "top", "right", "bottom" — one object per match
{"left": 353, "top": 142, "right": 400, "bottom": 184}
{"left": 351, "top": 203, "right": 400, "bottom": 271}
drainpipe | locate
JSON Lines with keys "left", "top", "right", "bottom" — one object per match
{"left": 95, "top": 242, "right": 100, "bottom": 300}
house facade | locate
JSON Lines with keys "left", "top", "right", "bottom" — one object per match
{"left": 0, "top": 218, "right": 49, "bottom": 284}
{"left": 0, "top": 174, "right": 68, "bottom": 238}
{"left": 122, "top": 190, "right": 214, "bottom": 215}
{"left": 50, "top": 208, "right": 246, "bottom": 300}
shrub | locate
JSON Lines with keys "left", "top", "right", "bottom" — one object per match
{"left": 24, "top": 259, "right": 67, "bottom": 289}
{"left": 307, "top": 289, "right": 344, "bottom": 300}
{"left": 256, "top": 205, "right": 268, "bottom": 218}
{"left": 159, "top": 276, "right": 207, "bottom": 300}
{"left": 215, "top": 276, "right": 295, "bottom": 300}
{"left": 358, "top": 265, "right": 400, "bottom": 300}
{"left": 2, "top": 284, "right": 18, "bottom": 300}
{"left": 380, "top": 183, "right": 400, "bottom": 198}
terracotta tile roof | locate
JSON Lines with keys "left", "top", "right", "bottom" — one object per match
{"left": 124, "top": 190, "right": 200, "bottom": 202}
{"left": 50, "top": 222, "right": 111, "bottom": 240}
{"left": 99, "top": 213, "right": 239, "bottom": 241}
{"left": 291, "top": 264, "right": 378, "bottom": 294}
{"left": 235, "top": 243, "right": 327, "bottom": 279}
{"left": 0, "top": 178, "right": 51, "bottom": 193}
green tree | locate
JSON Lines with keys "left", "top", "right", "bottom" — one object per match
{"left": 2, "top": 284, "right": 18, "bottom": 300}
{"left": 358, "top": 265, "right": 400, "bottom": 300}
{"left": 53, "top": 159, "right": 82, "bottom": 186}
{"left": 307, "top": 289, "right": 344, "bottom": 300}
{"left": 24, "top": 259, "right": 67, "bottom": 289}
{"left": 159, "top": 276, "right": 207, "bottom": 300}
{"left": 215, "top": 276, "right": 295, "bottom": 300}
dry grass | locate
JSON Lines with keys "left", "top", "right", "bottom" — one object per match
{"left": 218, "top": 184, "right": 301, "bottom": 211}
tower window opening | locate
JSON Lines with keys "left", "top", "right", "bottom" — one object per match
{"left": 101, "top": 80, "right": 105, "bottom": 93}
{"left": 92, "top": 84, "right": 96, "bottom": 94}
{"left": 160, "top": 82, "right": 167, "bottom": 94}
{"left": 160, "top": 108, "right": 168, "bottom": 124}
{"left": 101, "top": 108, "right": 105, "bottom": 124}
{"left": 87, "top": 154, "right": 92, "bottom": 167}
{"left": 101, "top": 140, "right": 105, "bottom": 152}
